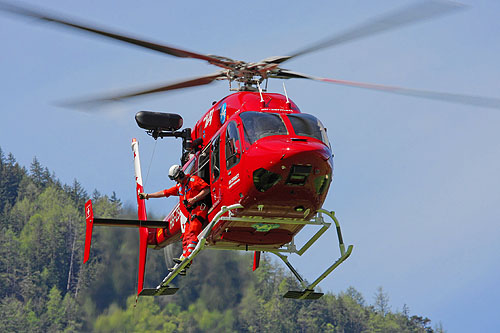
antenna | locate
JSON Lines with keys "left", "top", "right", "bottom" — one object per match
{"left": 283, "top": 82, "right": 291, "bottom": 109}
{"left": 257, "top": 81, "right": 265, "bottom": 107}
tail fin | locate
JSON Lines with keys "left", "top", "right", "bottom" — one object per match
{"left": 132, "top": 138, "right": 148, "bottom": 296}
{"left": 253, "top": 251, "right": 261, "bottom": 271}
{"left": 84, "top": 200, "right": 94, "bottom": 263}
{"left": 136, "top": 185, "right": 148, "bottom": 295}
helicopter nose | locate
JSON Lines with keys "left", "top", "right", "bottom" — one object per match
{"left": 276, "top": 139, "right": 332, "bottom": 190}
{"left": 249, "top": 137, "right": 332, "bottom": 176}
{"left": 242, "top": 137, "right": 333, "bottom": 219}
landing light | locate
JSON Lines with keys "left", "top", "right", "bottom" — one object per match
{"left": 286, "top": 165, "right": 312, "bottom": 186}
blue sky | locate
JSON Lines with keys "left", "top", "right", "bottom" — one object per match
{"left": 1, "top": 1, "right": 499, "bottom": 331}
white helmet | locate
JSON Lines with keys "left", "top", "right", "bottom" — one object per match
{"left": 168, "top": 164, "right": 184, "bottom": 180}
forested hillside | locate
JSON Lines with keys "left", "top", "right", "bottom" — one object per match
{"left": 0, "top": 147, "right": 444, "bottom": 332}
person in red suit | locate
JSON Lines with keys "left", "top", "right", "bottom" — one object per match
{"left": 139, "top": 164, "right": 210, "bottom": 272}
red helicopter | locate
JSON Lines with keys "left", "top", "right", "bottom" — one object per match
{"left": 84, "top": 90, "right": 348, "bottom": 300}
{"left": 3, "top": 1, "right": 500, "bottom": 300}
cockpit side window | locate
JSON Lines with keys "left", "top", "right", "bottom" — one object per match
{"left": 287, "top": 113, "right": 330, "bottom": 146}
{"left": 225, "top": 121, "right": 241, "bottom": 169}
{"left": 240, "top": 111, "right": 287, "bottom": 145}
{"left": 197, "top": 144, "right": 211, "bottom": 184}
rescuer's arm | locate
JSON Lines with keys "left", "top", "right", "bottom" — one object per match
{"left": 140, "top": 190, "right": 166, "bottom": 200}
{"left": 186, "top": 187, "right": 210, "bottom": 205}
{"left": 139, "top": 186, "right": 178, "bottom": 200}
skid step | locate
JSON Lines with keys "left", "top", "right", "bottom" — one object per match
{"left": 283, "top": 289, "right": 324, "bottom": 300}
{"left": 139, "top": 286, "right": 179, "bottom": 296}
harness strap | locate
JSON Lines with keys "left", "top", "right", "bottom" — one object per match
{"left": 191, "top": 214, "right": 207, "bottom": 224}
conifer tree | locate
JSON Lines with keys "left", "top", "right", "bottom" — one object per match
{"left": 0, "top": 149, "right": 445, "bottom": 332}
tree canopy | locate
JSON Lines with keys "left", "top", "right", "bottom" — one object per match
{"left": 0, "top": 148, "right": 444, "bottom": 332}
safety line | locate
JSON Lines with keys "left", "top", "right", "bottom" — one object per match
{"left": 144, "top": 140, "right": 157, "bottom": 187}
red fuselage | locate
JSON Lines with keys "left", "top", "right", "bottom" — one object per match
{"left": 152, "top": 91, "right": 333, "bottom": 250}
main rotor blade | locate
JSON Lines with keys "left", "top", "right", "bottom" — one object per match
{"left": 0, "top": 2, "right": 235, "bottom": 69}
{"left": 285, "top": 0, "right": 465, "bottom": 62}
{"left": 62, "top": 72, "right": 225, "bottom": 107}
{"left": 277, "top": 70, "right": 500, "bottom": 110}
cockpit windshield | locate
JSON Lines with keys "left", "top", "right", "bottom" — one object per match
{"left": 287, "top": 113, "right": 330, "bottom": 146}
{"left": 240, "top": 111, "right": 288, "bottom": 144}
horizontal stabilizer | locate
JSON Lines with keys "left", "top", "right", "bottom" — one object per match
{"left": 139, "top": 287, "right": 179, "bottom": 296}
{"left": 93, "top": 218, "right": 167, "bottom": 228}
{"left": 283, "top": 290, "right": 324, "bottom": 300}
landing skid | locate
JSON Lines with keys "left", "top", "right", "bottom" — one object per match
{"left": 139, "top": 204, "right": 243, "bottom": 297}
{"left": 283, "top": 290, "right": 324, "bottom": 300}
{"left": 211, "top": 209, "right": 353, "bottom": 299}
{"left": 140, "top": 207, "right": 351, "bottom": 299}
{"left": 139, "top": 287, "right": 179, "bottom": 296}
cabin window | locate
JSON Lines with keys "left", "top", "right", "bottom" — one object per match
{"left": 197, "top": 144, "right": 211, "bottom": 184}
{"left": 182, "top": 156, "right": 197, "bottom": 174}
{"left": 211, "top": 135, "right": 221, "bottom": 181}
{"left": 225, "top": 121, "right": 242, "bottom": 169}
{"left": 287, "top": 113, "right": 330, "bottom": 146}
{"left": 240, "top": 111, "right": 287, "bottom": 144}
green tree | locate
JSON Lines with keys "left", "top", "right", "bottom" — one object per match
{"left": 46, "top": 286, "right": 64, "bottom": 332}
{"left": 0, "top": 297, "right": 29, "bottom": 333}
{"left": 0, "top": 149, "right": 446, "bottom": 333}
{"left": 0, "top": 229, "right": 23, "bottom": 298}
{"left": 374, "top": 286, "right": 391, "bottom": 316}
{"left": 63, "top": 179, "right": 88, "bottom": 212}
{"left": 0, "top": 151, "right": 24, "bottom": 220}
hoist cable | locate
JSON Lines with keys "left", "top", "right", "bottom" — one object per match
{"left": 144, "top": 140, "right": 158, "bottom": 188}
